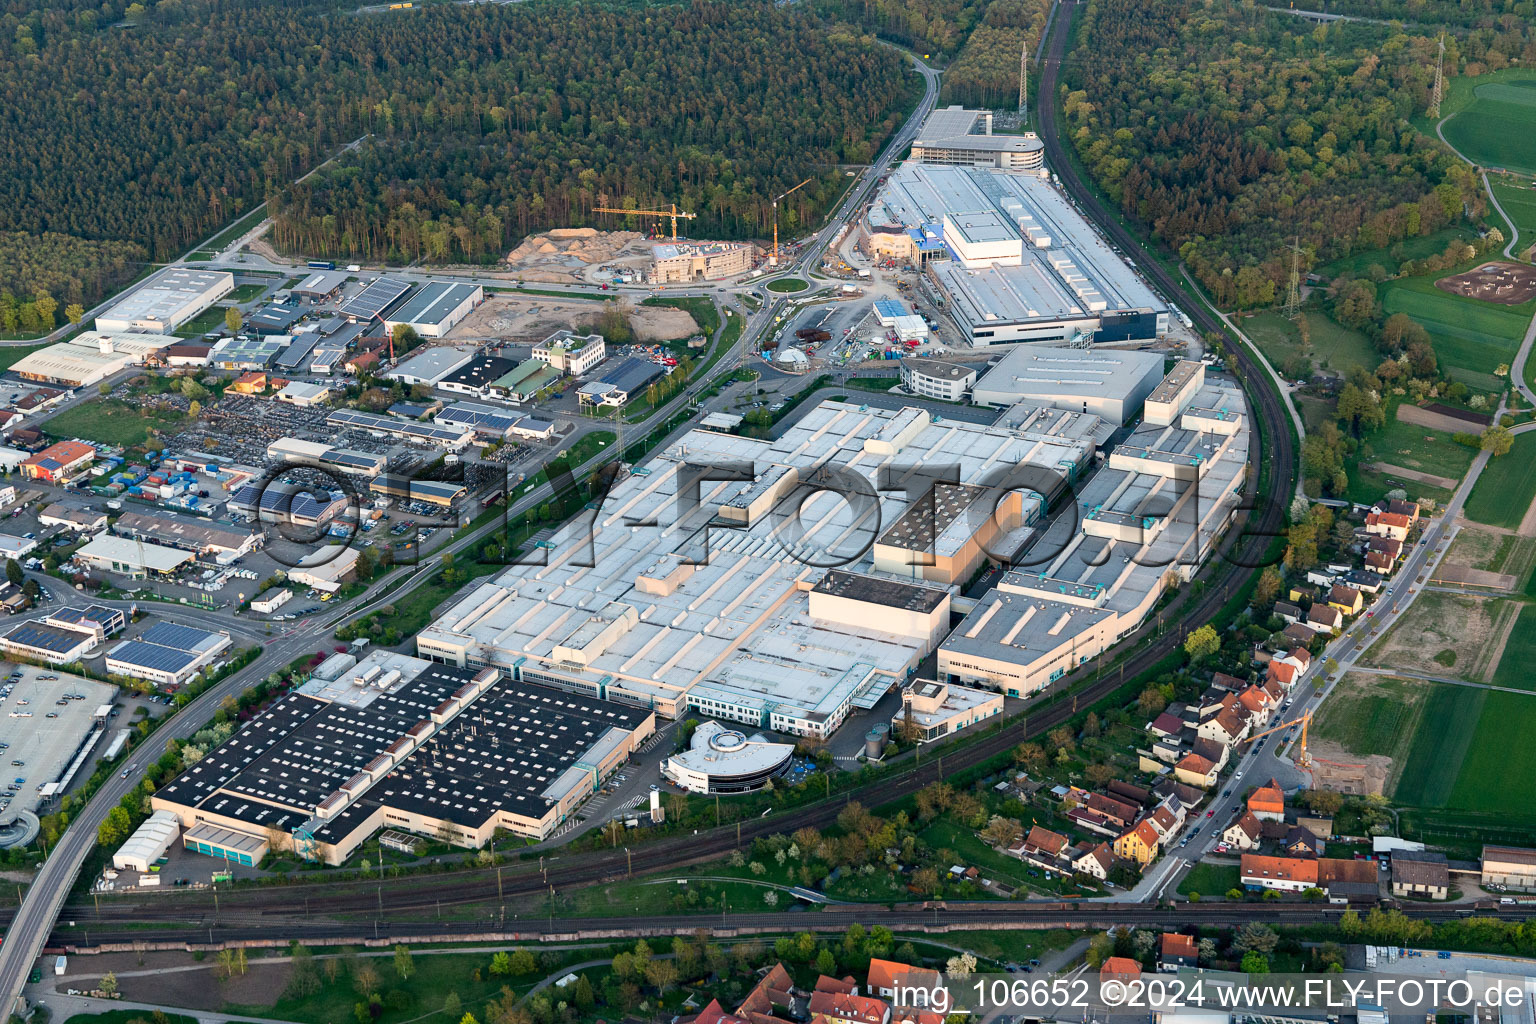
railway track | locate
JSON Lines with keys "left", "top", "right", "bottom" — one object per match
{"left": 40, "top": 7, "right": 1297, "bottom": 942}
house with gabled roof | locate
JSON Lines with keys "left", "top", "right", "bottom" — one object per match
{"left": 1248, "top": 778, "right": 1285, "bottom": 821}
{"left": 1222, "top": 812, "right": 1262, "bottom": 851}
{"left": 1113, "top": 819, "right": 1162, "bottom": 867}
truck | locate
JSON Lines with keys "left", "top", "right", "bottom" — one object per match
{"left": 54, "top": 955, "right": 66, "bottom": 976}
{"left": 307, "top": 260, "right": 336, "bottom": 271}
{"left": 347, "top": 264, "right": 361, "bottom": 273}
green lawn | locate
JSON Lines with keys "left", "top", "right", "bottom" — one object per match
{"left": 1240, "top": 306, "right": 1377, "bottom": 377}
{"left": 1442, "top": 78, "right": 1536, "bottom": 177}
{"left": 1176, "top": 862, "right": 1240, "bottom": 898}
{"left": 1392, "top": 684, "right": 1485, "bottom": 807}
{"left": 1317, "top": 226, "right": 1479, "bottom": 280}
{"left": 1491, "top": 179, "right": 1536, "bottom": 257}
{"left": 174, "top": 304, "right": 234, "bottom": 338}
{"left": 44, "top": 400, "right": 184, "bottom": 447}
{"left": 1445, "top": 690, "right": 1536, "bottom": 812}
{"left": 1465, "top": 431, "right": 1536, "bottom": 529}
{"left": 1378, "top": 272, "right": 1535, "bottom": 377}
{"left": 1492, "top": 604, "right": 1536, "bottom": 691}
{"left": 929, "top": 929, "right": 1082, "bottom": 965}
{"left": 1345, "top": 400, "right": 1477, "bottom": 505}
{"left": 1314, "top": 674, "right": 1430, "bottom": 759}
{"left": 766, "top": 278, "right": 809, "bottom": 293}
{"left": 228, "top": 283, "right": 268, "bottom": 303}
{"left": 66, "top": 1013, "right": 199, "bottom": 1024}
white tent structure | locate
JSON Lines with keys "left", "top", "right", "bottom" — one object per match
{"left": 113, "top": 809, "right": 182, "bottom": 872}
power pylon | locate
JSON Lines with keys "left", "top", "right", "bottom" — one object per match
{"left": 1019, "top": 40, "right": 1028, "bottom": 122}
{"left": 1429, "top": 33, "right": 1446, "bottom": 118}
{"left": 1284, "top": 237, "right": 1304, "bottom": 320}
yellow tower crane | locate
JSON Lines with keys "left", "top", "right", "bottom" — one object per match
{"left": 1243, "top": 710, "right": 1313, "bottom": 767}
{"left": 770, "top": 177, "right": 814, "bottom": 266}
{"left": 592, "top": 203, "right": 696, "bottom": 242}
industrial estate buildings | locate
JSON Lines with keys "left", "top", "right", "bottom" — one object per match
{"left": 94, "top": 269, "right": 234, "bottom": 334}
{"left": 909, "top": 106, "right": 1045, "bottom": 171}
{"left": 865, "top": 163, "right": 1167, "bottom": 346}
{"left": 149, "top": 652, "right": 656, "bottom": 865}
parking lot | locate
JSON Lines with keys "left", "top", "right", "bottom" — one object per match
{"left": 0, "top": 666, "right": 115, "bottom": 820}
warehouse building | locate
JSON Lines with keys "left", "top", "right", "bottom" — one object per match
{"left": 338, "top": 277, "right": 412, "bottom": 324}
{"left": 150, "top": 653, "right": 656, "bottom": 864}
{"left": 0, "top": 616, "right": 100, "bottom": 665}
{"left": 74, "top": 535, "right": 196, "bottom": 578}
{"left": 865, "top": 164, "right": 1167, "bottom": 345}
{"left": 12, "top": 333, "right": 174, "bottom": 389}
{"left": 209, "top": 336, "right": 287, "bottom": 371}
{"left": 971, "top": 346, "right": 1166, "bottom": 425}
{"left": 95, "top": 269, "right": 234, "bottom": 334}
{"left": 21, "top": 441, "right": 97, "bottom": 484}
{"left": 368, "top": 475, "right": 467, "bottom": 508}
{"left": 292, "top": 270, "right": 349, "bottom": 303}
{"left": 576, "top": 357, "right": 665, "bottom": 408}
{"left": 245, "top": 305, "right": 305, "bottom": 335}
{"left": 267, "top": 437, "right": 387, "bottom": 478}
{"left": 937, "top": 367, "right": 1250, "bottom": 697}
{"left": 651, "top": 242, "right": 754, "bottom": 284}
{"left": 326, "top": 409, "right": 475, "bottom": 450}
{"left": 418, "top": 400, "right": 1102, "bottom": 739}
{"left": 288, "top": 545, "right": 362, "bottom": 594}
{"left": 383, "top": 282, "right": 483, "bottom": 339}
{"left": 533, "top": 331, "right": 606, "bottom": 375}
{"left": 909, "top": 106, "right": 1045, "bottom": 171}
{"left": 438, "top": 355, "right": 518, "bottom": 399}
{"left": 227, "top": 481, "right": 350, "bottom": 529}
{"left": 38, "top": 502, "right": 107, "bottom": 534}
{"left": 276, "top": 381, "right": 336, "bottom": 408}
{"left": 386, "top": 346, "right": 477, "bottom": 387}
{"left": 105, "top": 621, "right": 233, "bottom": 687}
{"left": 434, "top": 402, "right": 524, "bottom": 441}
{"left": 489, "top": 359, "right": 562, "bottom": 403}
{"left": 112, "top": 509, "right": 256, "bottom": 558}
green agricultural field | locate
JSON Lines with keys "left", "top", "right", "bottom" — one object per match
{"left": 1241, "top": 307, "right": 1377, "bottom": 377}
{"left": 1492, "top": 604, "right": 1536, "bottom": 691}
{"left": 1316, "top": 226, "right": 1479, "bottom": 280}
{"left": 1392, "top": 685, "right": 1485, "bottom": 807}
{"left": 1442, "top": 78, "right": 1536, "bottom": 177}
{"left": 1345, "top": 401, "right": 1476, "bottom": 505}
{"left": 1465, "top": 431, "right": 1536, "bottom": 530}
{"left": 1444, "top": 691, "right": 1536, "bottom": 812}
{"left": 1491, "top": 179, "right": 1536, "bottom": 255}
{"left": 1378, "top": 274, "right": 1534, "bottom": 377}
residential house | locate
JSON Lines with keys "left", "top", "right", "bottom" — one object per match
{"left": 809, "top": 981, "right": 890, "bottom": 1024}
{"left": 1237, "top": 686, "right": 1271, "bottom": 728}
{"left": 1328, "top": 584, "right": 1364, "bottom": 616}
{"left": 1087, "top": 792, "right": 1140, "bottom": 830}
{"left": 1283, "top": 622, "right": 1318, "bottom": 646}
{"left": 1158, "top": 933, "right": 1198, "bottom": 972}
{"left": 1276, "top": 647, "right": 1311, "bottom": 675}
{"left": 1307, "top": 604, "right": 1342, "bottom": 633}
{"left": 1240, "top": 854, "right": 1318, "bottom": 893}
{"left": 1148, "top": 712, "right": 1186, "bottom": 739}
{"left": 1248, "top": 779, "right": 1286, "bottom": 822}
{"left": 1210, "top": 671, "right": 1249, "bottom": 692}
{"left": 1296, "top": 815, "right": 1335, "bottom": 839}
{"left": 865, "top": 962, "right": 941, "bottom": 1009}
{"left": 1100, "top": 958, "right": 1141, "bottom": 983}
{"left": 1266, "top": 659, "right": 1299, "bottom": 688}
{"left": 1153, "top": 779, "right": 1207, "bottom": 812}
{"left": 1222, "top": 812, "right": 1263, "bottom": 851}
{"left": 1011, "top": 825, "right": 1070, "bottom": 870}
{"left": 1145, "top": 801, "right": 1183, "bottom": 840}
{"left": 231, "top": 371, "right": 268, "bottom": 395}
{"left": 1113, "top": 819, "right": 1161, "bottom": 867}
{"left": 1072, "top": 842, "right": 1114, "bottom": 880}
{"left": 0, "top": 582, "right": 29, "bottom": 614}
{"left": 1190, "top": 737, "right": 1229, "bottom": 772}
{"left": 1365, "top": 550, "right": 1395, "bottom": 575}
{"left": 1273, "top": 602, "right": 1302, "bottom": 625}
{"left": 1288, "top": 583, "right": 1319, "bottom": 604}
{"left": 1317, "top": 857, "right": 1381, "bottom": 902}
{"left": 1345, "top": 570, "right": 1384, "bottom": 595}
{"left": 1107, "top": 780, "right": 1153, "bottom": 807}
{"left": 1197, "top": 706, "right": 1249, "bottom": 746}
{"left": 686, "top": 1000, "right": 750, "bottom": 1024}
{"left": 1066, "top": 805, "right": 1124, "bottom": 838}
{"left": 1283, "top": 825, "right": 1323, "bottom": 858}
{"left": 736, "top": 964, "right": 801, "bottom": 1024}
{"left": 1365, "top": 511, "right": 1411, "bottom": 541}
{"left": 1385, "top": 499, "right": 1420, "bottom": 523}
{"left": 1391, "top": 850, "right": 1449, "bottom": 900}
{"left": 1174, "top": 752, "right": 1218, "bottom": 788}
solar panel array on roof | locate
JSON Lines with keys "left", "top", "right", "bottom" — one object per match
{"left": 338, "top": 277, "right": 412, "bottom": 322}
{"left": 436, "top": 402, "right": 520, "bottom": 433}
{"left": 592, "top": 357, "right": 664, "bottom": 397}
{"left": 105, "top": 639, "right": 198, "bottom": 675}
{"left": 274, "top": 333, "right": 319, "bottom": 370}
{"left": 139, "top": 621, "right": 222, "bottom": 653}
{"left": 327, "top": 408, "right": 470, "bottom": 442}
{"left": 1, "top": 621, "right": 92, "bottom": 655}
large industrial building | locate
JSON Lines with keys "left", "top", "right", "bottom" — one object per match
{"left": 864, "top": 164, "right": 1167, "bottom": 345}
{"left": 104, "top": 622, "right": 232, "bottom": 687}
{"left": 418, "top": 399, "right": 1107, "bottom": 739}
{"left": 94, "top": 269, "right": 234, "bottom": 334}
{"left": 12, "top": 332, "right": 175, "bottom": 389}
{"left": 651, "top": 242, "right": 754, "bottom": 284}
{"left": 663, "top": 721, "right": 795, "bottom": 795}
{"left": 533, "top": 331, "right": 606, "bottom": 375}
{"left": 383, "top": 282, "right": 484, "bottom": 339}
{"left": 970, "top": 346, "right": 1166, "bottom": 425}
{"left": 909, "top": 106, "right": 1045, "bottom": 171}
{"left": 150, "top": 652, "right": 656, "bottom": 865}
{"left": 938, "top": 362, "right": 1250, "bottom": 696}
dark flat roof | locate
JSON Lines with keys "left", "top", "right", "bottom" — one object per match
{"left": 812, "top": 569, "right": 949, "bottom": 613}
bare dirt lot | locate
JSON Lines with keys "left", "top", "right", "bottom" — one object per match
{"left": 446, "top": 294, "right": 699, "bottom": 344}
{"left": 1362, "top": 589, "right": 1519, "bottom": 682}
{"left": 1436, "top": 261, "right": 1536, "bottom": 305}
{"left": 502, "top": 227, "right": 649, "bottom": 284}
{"left": 1395, "top": 401, "right": 1488, "bottom": 437}
{"left": 1365, "top": 460, "right": 1460, "bottom": 491}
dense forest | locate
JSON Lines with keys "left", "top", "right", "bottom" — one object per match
{"left": 810, "top": 0, "right": 991, "bottom": 58}
{"left": 0, "top": 232, "right": 146, "bottom": 310}
{"left": 0, "top": 0, "right": 911, "bottom": 283}
{"left": 938, "top": 0, "right": 1050, "bottom": 108}
{"left": 1062, "top": 0, "right": 1488, "bottom": 306}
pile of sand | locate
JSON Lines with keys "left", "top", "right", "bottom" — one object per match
{"left": 504, "top": 228, "right": 644, "bottom": 268}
